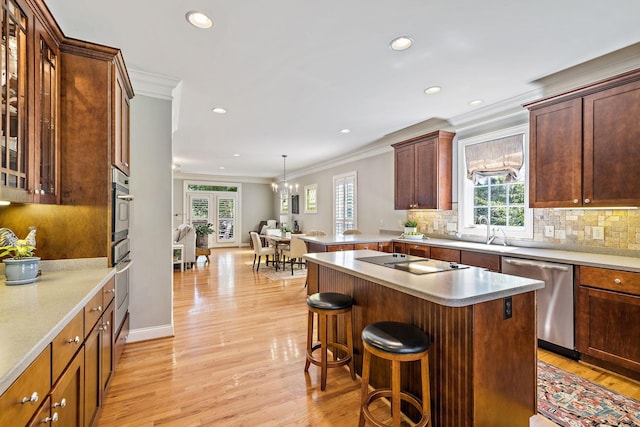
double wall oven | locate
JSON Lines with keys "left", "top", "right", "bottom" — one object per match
{"left": 112, "top": 167, "right": 133, "bottom": 335}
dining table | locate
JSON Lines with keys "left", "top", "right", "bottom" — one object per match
{"left": 262, "top": 234, "right": 291, "bottom": 271}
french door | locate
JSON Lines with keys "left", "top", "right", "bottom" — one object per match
{"left": 187, "top": 192, "right": 237, "bottom": 247}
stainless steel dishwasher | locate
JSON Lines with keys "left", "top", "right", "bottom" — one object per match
{"left": 501, "top": 257, "right": 578, "bottom": 359}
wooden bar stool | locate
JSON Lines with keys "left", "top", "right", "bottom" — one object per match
{"left": 304, "top": 292, "right": 356, "bottom": 390}
{"left": 359, "top": 321, "right": 431, "bottom": 427}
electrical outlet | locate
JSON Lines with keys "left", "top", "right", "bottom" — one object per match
{"left": 593, "top": 226, "right": 604, "bottom": 240}
{"left": 544, "top": 226, "right": 555, "bottom": 238}
{"left": 503, "top": 296, "right": 513, "bottom": 320}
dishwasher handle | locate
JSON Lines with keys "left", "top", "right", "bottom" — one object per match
{"left": 503, "top": 258, "right": 570, "bottom": 272}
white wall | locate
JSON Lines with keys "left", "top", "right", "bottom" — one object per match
{"left": 128, "top": 93, "right": 174, "bottom": 341}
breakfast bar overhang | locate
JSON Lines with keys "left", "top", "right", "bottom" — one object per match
{"left": 304, "top": 250, "right": 545, "bottom": 427}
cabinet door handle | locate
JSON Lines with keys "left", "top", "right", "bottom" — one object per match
{"left": 66, "top": 336, "right": 80, "bottom": 344}
{"left": 584, "top": 198, "right": 590, "bottom": 204}
{"left": 53, "top": 398, "right": 67, "bottom": 408}
{"left": 614, "top": 278, "right": 622, "bottom": 284}
{"left": 43, "top": 413, "right": 59, "bottom": 423}
{"left": 21, "top": 392, "right": 38, "bottom": 404}
{"left": 91, "top": 305, "right": 102, "bottom": 313}
{"left": 573, "top": 199, "right": 579, "bottom": 204}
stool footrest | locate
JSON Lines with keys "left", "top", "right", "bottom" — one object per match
{"left": 362, "top": 389, "right": 429, "bottom": 427}
{"left": 306, "top": 342, "right": 353, "bottom": 369}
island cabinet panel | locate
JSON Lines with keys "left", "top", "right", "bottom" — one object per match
{"left": 327, "top": 244, "right": 354, "bottom": 252}
{"left": 460, "top": 250, "right": 501, "bottom": 272}
{"left": 353, "top": 242, "right": 377, "bottom": 250}
{"left": 377, "top": 241, "right": 393, "bottom": 253}
{"left": 305, "top": 241, "right": 327, "bottom": 253}
{"left": 577, "top": 266, "right": 640, "bottom": 377}
{"left": 308, "top": 262, "right": 537, "bottom": 426}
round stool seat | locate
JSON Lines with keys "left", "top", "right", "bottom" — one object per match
{"left": 307, "top": 292, "right": 353, "bottom": 311}
{"left": 362, "top": 321, "right": 430, "bottom": 355}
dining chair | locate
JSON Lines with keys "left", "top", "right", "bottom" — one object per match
{"left": 343, "top": 229, "right": 362, "bottom": 235}
{"left": 250, "top": 231, "right": 275, "bottom": 271}
{"left": 281, "top": 234, "right": 307, "bottom": 275}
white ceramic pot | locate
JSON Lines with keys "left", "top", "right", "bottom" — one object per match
{"left": 404, "top": 227, "right": 417, "bottom": 234}
{"left": 4, "top": 257, "right": 41, "bottom": 285}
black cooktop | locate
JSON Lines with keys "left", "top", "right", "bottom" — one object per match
{"left": 356, "top": 253, "right": 470, "bottom": 275}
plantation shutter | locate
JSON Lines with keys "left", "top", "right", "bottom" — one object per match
{"left": 216, "top": 196, "right": 235, "bottom": 242}
{"left": 334, "top": 172, "right": 357, "bottom": 234}
{"left": 464, "top": 134, "right": 524, "bottom": 184}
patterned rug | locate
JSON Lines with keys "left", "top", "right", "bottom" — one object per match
{"left": 256, "top": 264, "right": 307, "bottom": 281}
{"left": 538, "top": 360, "right": 640, "bottom": 426}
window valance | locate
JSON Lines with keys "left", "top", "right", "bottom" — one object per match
{"left": 464, "top": 134, "right": 524, "bottom": 183}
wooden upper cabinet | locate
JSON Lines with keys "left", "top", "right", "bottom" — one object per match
{"left": 583, "top": 78, "right": 640, "bottom": 206}
{"left": 32, "top": 19, "right": 60, "bottom": 204}
{"left": 527, "top": 69, "right": 640, "bottom": 208}
{"left": 113, "top": 67, "right": 131, "bottom": 176}
{"left": 393, "top": 130, "right": 455, "bottom": 210}
{"left": 528, "top": 98, "right": 582, "bottom": 208}
{"left": 0, "top": 0, "right": 30, "bottom": 202}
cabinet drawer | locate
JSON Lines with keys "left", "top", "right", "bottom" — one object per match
{"left": 85, "top": 289, "right": 104, "bottom": 334}
{"left": 327, "top": 244, "right": 354, "bottom": 252}
{"left": 354, "top": 243, "right": 377, "bottom": 250}
{"left": 461, "top": 251, "right": 501, "bottom": 272}
{"left": 52, "top": 310, "right": 83, "bottom": 381}
{"left": 580, "top": 266, "right": 640, "bottom": 295}
{"left": 0, "top": 346, "right": 51, "bottom": 427}
{"left": 431, "top": 247, "right": 460, "bottom": 263}
{"left": 102, "top": 276, "right": 116, "bottom": 308}
{"left": 377, "top": 241, "right": 393, "bottom": 253}
{"left": 406, "top": 244, "right": 429, "bottom": 258}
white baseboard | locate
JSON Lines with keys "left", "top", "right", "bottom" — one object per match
{"left": 127, "top": 324, "right": 175, "bottom": 343}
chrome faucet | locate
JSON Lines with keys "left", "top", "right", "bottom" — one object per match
{"left": 477, "top": 215, "right": 496, "bottom": 245}
{"left": 498, "top": 228, "right": 509, "bottom": 246}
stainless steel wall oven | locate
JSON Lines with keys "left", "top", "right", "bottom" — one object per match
{"left": 111, "top": 167, "right": 133, "bottom": 334}
{"left": 112, "top": 168, "right": 132, "bottom": 243}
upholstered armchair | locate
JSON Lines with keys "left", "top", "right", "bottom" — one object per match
{"left": 173, "top": 224, "right": 196, "bottom": 267}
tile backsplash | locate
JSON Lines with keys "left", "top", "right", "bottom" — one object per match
{"left": 409, "top": 206, "right": 640, "bottom": 253}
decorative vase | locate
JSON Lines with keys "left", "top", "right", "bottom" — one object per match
{"left": 285, "top": 232, "right": 292, "bottom": 238}
{"left": 3, "top": 257, "right": 41, "bottom": 285}
{"left": 404, "top": 227, "right": 417, "bottom": 234}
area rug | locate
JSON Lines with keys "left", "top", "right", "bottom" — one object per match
{"left": 537, "top": 360, "right": 640, "bottom": 426}
{"left": 257, "top": 265, "right": 307, "bottom": 281}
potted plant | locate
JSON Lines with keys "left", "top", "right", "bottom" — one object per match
{"left": 1, "top": 239, "right": 40, "bottom": 285}
{"left": 404, "top": 220, "right": 418, "bottom": 234}
{"left": 194, "top": 223, "right": 215, "bottom": 248}
{"left": 280, "top": 226, "right": 292, "bottom": 238}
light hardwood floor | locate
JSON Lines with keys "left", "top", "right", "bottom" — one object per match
{"left": 96, "top": 248, "right": 640, "bottom": 426}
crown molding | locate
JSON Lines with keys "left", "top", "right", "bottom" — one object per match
{"left": 129, "top": 69, "right": 181, "bottom": 100}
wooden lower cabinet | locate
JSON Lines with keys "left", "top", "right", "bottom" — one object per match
{"left": 577, "top": 266, "right": 640, "bottom": 376}
{"left": 85, "top": 302, "right": 114, "bottom": 427}
{"left": 0, "top": 347, "right": 51, "bottom": 427}
{"left": 28, "top": 348, "right": 84, "bottom": 426}
{"left": 430, "top": 247, "right": 460, "bottom": 262}
{"left": 405, "top": 243, "right": 429, "bottom": 258}
{"left": 461, "top": 250, "right": 501, "bottom": 272}
{"left": 327, "top": 244, "right": 354, "bottom": 252}
{"left": 377, "top": 241, "right": 393, "bottom": 253}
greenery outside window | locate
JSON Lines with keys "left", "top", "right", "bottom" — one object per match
{"left": 333, "top": 172, "right": 357, "bottom": 234}
{"left": 458, "top": 125, "right": 533, "bottom": 239}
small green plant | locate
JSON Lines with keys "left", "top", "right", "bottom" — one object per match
{"left": 194, "top": 223, "right": 215, "bottom": 236}
{"left": 404, "top": 220, "right": 418, "bottom": 228}
{"left": 280, "top": 226, "right": 292, "bottom": 233}
{"left": 0, "top": 239, "right": 36, "bottom": 259}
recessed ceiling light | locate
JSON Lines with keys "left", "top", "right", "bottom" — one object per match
{"left": 340, "top": 129, "right": 351, "bottom": 134}
{"left": 186, "top": 11, "right": 213, "bottom": 29}
{"left": 233, "top": 153, "right": 240, "bottom": 157}
{"left": 390, "top": 36, "right": 413, "bottom": 51}
{"left": 212, "top": 107, "right": 227, "bottom": 114}
{"left": 424, "top": 86, "right": 441, "bottom": 95}
{"left": 219, "top": 166, "right": 225, "bottom": 170}
{"left": 468, "top": 99, "right": 484, "bottom": 106}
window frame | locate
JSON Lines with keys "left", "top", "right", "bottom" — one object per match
{"left": 457, "top": 125, "right": 533, "bottom": 239}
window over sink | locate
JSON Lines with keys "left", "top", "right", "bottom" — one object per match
{"left": 458, "top": 125, "right": 533, "bottom": 240}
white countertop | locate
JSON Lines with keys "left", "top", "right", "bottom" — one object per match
{"left": 304, "top": 250, "right": 544, "bottom": 307}
{"left": 300, "top": 234, "right": 640, "bottom": 272}
{"left": 0, "top": 266, "right": 115, "bottom": 395}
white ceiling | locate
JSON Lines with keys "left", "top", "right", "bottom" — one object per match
{"left": 46, "top": 0, "right": 640, "bottom": 179}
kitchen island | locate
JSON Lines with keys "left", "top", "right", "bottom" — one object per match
{"left": 304, "top": 250, "right": 544, "bottom": 427}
